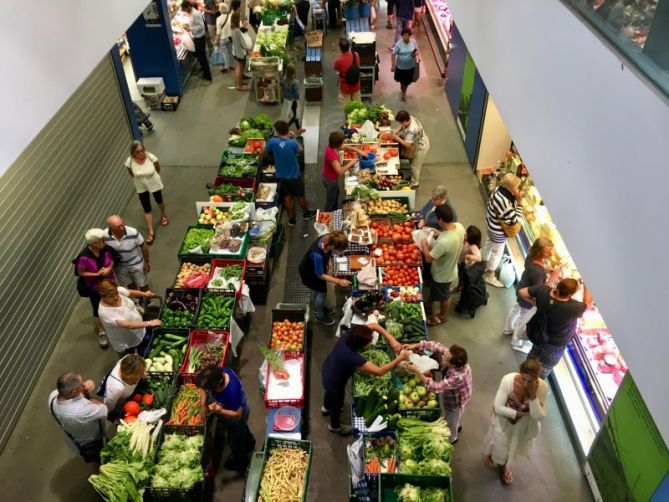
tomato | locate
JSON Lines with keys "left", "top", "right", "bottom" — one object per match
{"left": 390, "top": 148, "right": 399, "bottom": 157}
{"left": 123, "top": 401, "right": 141, "bottom": 417}
{"left": 383, "top": 152, "right": 392, "bottom": 161}
{"left": 142, "top": 394, "right": 155, "bottom": 406}
{"left": 371, "top": 148, "right": 378, "bottom": 154}
{"left": 131, "top": 394, "right": 143, "bottom": 402}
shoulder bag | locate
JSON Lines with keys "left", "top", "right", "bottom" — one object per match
{"left": 400, "top": 118, "right": 424, "bottom": 160}
{"left": 500, "top": 218, "right": 521, "bottom": 238}
{"left": 50, "top": 397, "right": 105, "bottom": 463}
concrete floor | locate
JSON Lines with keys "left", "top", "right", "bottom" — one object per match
{"left": 0, "top": 12, "right": 593, "bottom": 502}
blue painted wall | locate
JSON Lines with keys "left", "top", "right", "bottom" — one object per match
{"left": 464, "top": 69, "right": 487, "bottom": 165}
{"left": 444, "top": 24, "right": 466, "bottom": 124}
{"left": 126, "top": 0, "right": 183, "bottom": 96}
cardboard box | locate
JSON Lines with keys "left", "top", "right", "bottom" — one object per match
{"left": 161, "top": 95, "right": 180, "bottom": 111}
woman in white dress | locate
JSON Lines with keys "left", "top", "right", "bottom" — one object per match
{"left": 484, "top": 358, "right": 548, "bottom": 485}
{"left": 125, "top": 140, "right": 168, "bottom": 244}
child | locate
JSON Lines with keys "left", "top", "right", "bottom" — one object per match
{"left": 281, "top": 64, "right": 305, "bottom": 133}
{"left": 455, "top": 225, "right": 482, "bottom": 291}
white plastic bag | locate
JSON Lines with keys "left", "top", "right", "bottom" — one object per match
{"left": 229, "top": 316, "right": 245, "bottom": 356}
{"left": 238, "top": 283, "right": 256, "bottom": 314}
{"left": 254, "top": 207, "right": 278, "bottom": 222}
{"left": 358, "top": 120, "right": 378, "bottom": 139}
{"left": 498, "top": 255, "right": 516, "bottom": 289}
{"left": 347, "top": 436, "right": 365, "bottom": 484}
{"left": 356, "top": 262, "right": 377, "bottom": 288}
{"left": 137, "top": 409, "right": 166, "bottom": 423}
{"left": 408, "top": 353, "right": 439, "bottom": 373}
{"left": 314, "top": 222, "right": 329, "bottom": 236}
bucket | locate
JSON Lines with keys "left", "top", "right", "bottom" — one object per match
{"left": 359, "top": 152, "right": 376, "bottom": 169}
{"left": 345, "top": 4, "right": 359, "bottom": 20}
{"left": 273, "top": 406, "right": 301, "bottom": 431}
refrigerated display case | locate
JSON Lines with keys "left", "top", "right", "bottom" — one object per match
{"left": 482, "top": 149, "right": 627, "bottom": 457}
{"left": 422, "top": 0, "right": 453, "bottom": 77}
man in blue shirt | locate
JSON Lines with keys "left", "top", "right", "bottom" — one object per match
{"left": 262, "top": 121, "right": 316, "bottom": 226}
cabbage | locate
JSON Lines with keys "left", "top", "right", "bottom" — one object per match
{"left": 422, "top": 487, "right": 448, "bottom": 502}
{"left": 419, "top": 458, "right": 452, "bottom": 476}
{"left": 344, "top": 100, "right": 367, "bottom": 115}
{"left": 396, "top": 483, "right": 421, "bottom": 502}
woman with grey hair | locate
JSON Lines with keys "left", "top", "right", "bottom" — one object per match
{"left": 417, "top": 185, "right": 458, "bottom": 229}
{"left": 73, "top": 228, "right": 118, "bottom": 348}
{"left": 124, "top": 140, "right": 167, "bottom": 245}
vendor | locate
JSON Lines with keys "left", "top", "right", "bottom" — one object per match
{"left": 404, "top": 342, "right": 472, "bottom": 443}
{"left": 196, "top": 365, "right": 256, "bottom": 471}
{"left": 417, "top": 185, "right": 458, "bottom": 229}
{"left": 322, "top": 131, "right": 367, "bottom": 211}
{"left": 102, "top": 354, "right": 147, "bottom": 418}
{"left": 322, "top": 324, "right": 408, "bottom": 435}
{"left": 97, "top": 280, "right": 161, "bottom": 357}
{"left": 388, "top": 109, "right": 430, "bottom": 187}
{"left": 299, "top": 230, "right": 351, "bottom": 325}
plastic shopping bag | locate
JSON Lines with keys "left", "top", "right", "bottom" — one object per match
{"left": 358, "top": 120, "right": 378, "bottom": 139}
{"left": 211, "top": 47, "right": 225, "bottom": 66}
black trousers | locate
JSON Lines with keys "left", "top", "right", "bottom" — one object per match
{"left": 328, "top": 0, "right": 340, "bottom": 28}
{"left": 323, "top": 387, "right": 345, "bottom": 428}
{"left": 193, "top": 35, "right": 212, "bottom": 80}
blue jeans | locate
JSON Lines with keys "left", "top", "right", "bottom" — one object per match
{"left": 395, "top": 17, "right": 412, "bottom": 43}
{"left": 314, "top": 290, "right": 327, "bottom": 319}
{"left": 218, "top": 37, "right": 235, "bottom": 69}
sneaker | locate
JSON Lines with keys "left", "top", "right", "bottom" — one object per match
{"left": 288, "top": 217, "right": 297, "bottom": 226}
{"left": 328, "top": 424, "right": 352, "bottom": 435}
{"left": 410, "top": 179, "right": 419, "bottom": 188}
{"left": 303, "top": 209, "right": 316, "bottom": 220}
{"left": 502, "top": 330, "right": 513, "bottom": 336}
{"left": 316, "top": 315, "right": 336, "bottom": 326}
{"left": 320, "top": 406, "right": 330, "bottom": 416}
{"left": 98, "top": 333, "right": 109, "bottom": 349}
{"left": 484, "top": 275, "right": 505, "bottom": 288}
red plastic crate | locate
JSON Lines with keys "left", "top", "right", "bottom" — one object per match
{"left": 212, "top": 176, "right": 257, "bottom": 191}
{"left": 207, "top": 258, "right": 247, "bottom": 300}
{"left": 263, "top": 351, "right": 305, "bottom": 409}
{"left": 179, "top": 330, "right": 230, "bottom": 384}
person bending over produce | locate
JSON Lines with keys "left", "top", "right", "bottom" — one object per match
{"left": 322, "top": 131, "right": 367, "bottom": 211}
{"left": 97, "top": 280, "right": 161, "bottom": 357}
{"left": 299, "top": 230, "right": 351, "bottom": 325}
{"left": 484, "top": 359, "right": 548, "bottom": 485}
{"left": 102, "top": 354, "right": 147, "bottom": 418}
{"left": 321, "top": 324, "right": 409, "bottom": 435}
{"left": 404, "top": 342, "right": 472, "bottom": 443}
{"left": 48, "top": 371, "right": 107, "bottom": 463}
{"left": 74, "top": 228, "right": 119, "bottom": 349}
{"left": 196, "top": 365, "right": 256, "bottom": 471}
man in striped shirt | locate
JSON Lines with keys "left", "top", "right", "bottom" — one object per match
{"left": 482, "top": 174, "right": 523, "bottom": 288}
{"left": 105, "top": 215, "right": 150, "bottom": 291}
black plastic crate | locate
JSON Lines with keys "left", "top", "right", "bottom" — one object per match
{"left": 159, "top": 289, "right": 201, "bottom": 328}
{"left": 165, "top": 375, "right": 208, "bottom": 429}
{"left": 270, "top": 308, "right": 307, "bottom": 352}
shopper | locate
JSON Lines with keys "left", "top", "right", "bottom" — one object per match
{"left": 483, "top": 359, "right": 548, "bottom": 485}
{"left": 455, "top": 225, "right": 482, "bottom": 291}
{"left": 334, "top": 38, "right": 361, "bottom": 105}
{"left": 74, "top": 228, "right": 118, "bottom": 349}
{"left": 48, "top": 371, "right": 107, "bottom": 463}
{"left": 299, "top": 230, "right": 351, "bottom": 325}
{"left": 322, "top": 324, "right": 409, "bottom": 434}
{"left": 519, "top": 278, "right": 592, "bottom": 378}
{"left": 503, "top": 237, "right": 561, "bottom": 347}
{"left": 419, "top": 204, "right": 465, "bottom": 325}
{"left": 105, "top": 215, "right": 150, "bottom": 292}
{"left": 102, "top": 354, "right": 147, "bottom": 417}
{"left": 328, "top": 0, "right": 341, "bottom": 29}
{"left": 203, "top": 0, "right": 219, "bottom": 42}
{"left": 230, "top": 12, "right": 253, "bottom": 91}
{"left": 196, "top": 365, "right": 256, "bottom": 471}
{"left": 322, "top": 131, "right": 367, "bottom": 211}
{"left": 386, "top": 0, "right": 397, "bottom": 29}
{"left": 413, "top": 0, "right": 425, "bottom": 31}
{"left": 124, "top": 140, "right": 168, "bottom": 245}
{"left": 248, "top": 0, "right": 263, "bottom": 31}
{"left": 181, "top": 1, "right": 213, "bottom": 84}
{"left": 394, "top": 0, "right": 414, "bottom": 44}
{"left": 482, "top": 173, "right": 523, "bottom": 287}
{"left": 281, "top": 64, "right": 304, "bottom": 133}
{"left": 389, "top": 109, "right": 430, "bottom": 186}
{"left": 97, "top": 280, "right": 161, "bottom": 357}
{"left": 404, "top": 342, "right": 472, "bottom": 443}
{"left": 214, "top": 2, "right": 235, "bottom": 74}
{"left": 417, "top": 185, "right": 457, "bottom": 229}
{"left": 390, "top": 28, "right": 420, "bottom": 102}
{"left": 262, "top": 120, "right": 316, "bottom": 226}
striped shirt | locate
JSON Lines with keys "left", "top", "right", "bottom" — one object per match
{"left": 485, "top": 186, "right": 523, "bottom": 243}
{"left": 104, "top": 226, "right": 145, "bottom": 268}
{"left": 48, "top": 391, "right": 107, "bottom": 449}
{"left": 419, "top": 340, "right": 473, "bottom": 411}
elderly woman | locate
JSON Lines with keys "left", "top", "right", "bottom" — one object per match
{"left": 322, "top": 324, "right": 408, "bottom": 435}
{"left": 482, "top": 173, "right": 523, "bottom": 288}
{"left": 417, "top": 185, "right": 458, "bottom": 229}
{"left": 74, "top": 229, "right": 118, "bottom": 348}
{"left": 484, "top": 359, "right": 548, "bottom": 485}
{"left": 388, "top": 109, "right": 430, "bottom": 187}
{"left": 124, "top": 140, "right": 167, "bottom": 245}
{"left": 390, "top": 28, "right": 420, "bottom": 102}
{"left": 299, "top": 231, "right": 351, "bottom": 325}
{"left": 97, "top": 280, "right": 161, "bottom": 356}
{"left": 214, "top": 2, "right": 235, "bottom": 74}
{"left": 102, "top": 354, "right": 147, "bottom": 417}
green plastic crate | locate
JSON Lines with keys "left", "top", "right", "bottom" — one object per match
{"left": 378, "top": 473, "right": 453, "bottom": 502}
{"left": 365, "top": 196, "right": 412, "bottom": 216}
{"left": 352, "top": 345, "right": 395, "bottom": 399}
{"left": 258, "top": 438, "right": 313, "bottom": 502}
{"left": 177, "top": 225, "right": 215, "bottom": 259}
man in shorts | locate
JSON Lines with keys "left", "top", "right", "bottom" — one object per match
{"left": 262, "top": 121, "right": 316, "bottom": 226}
{"left": 105, "top": 215, "right": 150, "bottom": 291}
{"left": 419, "top": 204, "right": 465, "bottom": 326}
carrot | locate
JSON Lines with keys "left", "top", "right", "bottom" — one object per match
{"left": 387, "top": 457, "right": 396, "bottom": 473}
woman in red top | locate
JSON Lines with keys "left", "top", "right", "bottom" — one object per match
{"left": 322, "top": 131, "right": 366, "bottom": 211}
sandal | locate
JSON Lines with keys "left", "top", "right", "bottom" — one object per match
{"left": 483, "top": 455, "right": 494, "bottom": 469}
{"left": 160, "top": 216, "right": 169, "bottom": 226}
{"left": 500, "top": 466, "right": 513, "bottom": 485}
{"left": 427, "top": 316, "right": 447, "bottom": 327}
{"left": 146, "top": 233, "right": 155, "bottom": 245}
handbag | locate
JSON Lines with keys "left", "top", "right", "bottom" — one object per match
{"left": 50, "top": 397, "right": 105, "bottom": 463}
{"left": 411, "top": 61, "right": 420, "bottom": 83}
{"left": 500, "top": 218, "right": 521, "bottom": 238}
{"left": 399, "top": 117, "right": 424, "bottom": 160}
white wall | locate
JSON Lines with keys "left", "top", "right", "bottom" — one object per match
{"left": 0, "top": 0, "right": 145, "bottom": 176}
{"left": 475, "top": 97, "right": 511, "bottom": 173}
{"left": 448, "top": 0, "right": 669, "bottom": 443}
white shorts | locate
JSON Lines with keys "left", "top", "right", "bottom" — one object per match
{"left": 115, "top": 263, "right": 148, "bottom": 288}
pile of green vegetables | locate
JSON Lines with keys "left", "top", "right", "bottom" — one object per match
{"left": 218, "top": 156, "right": 258, "bottom": 178}
{"left": 398, "top": 418, "right": 453, "bottom": 477}
{"left": 196, "top": 293, "right": 234, "bottom": 329}
{"left": 151, "top": 433, "right": 205, "bottom": 490}
{"left": 240, "top": 113, "right": 273, "bottom": 132}
{"left": 256, "top": 26, "right": 289, "bottom": 61}
{"left": 146, "top": 376, "right": 173, "bottom": 408}
{"left": 206, "top": 183, "right": 255, "bottom": 201}
{"left": 351, "top": 185, "right": 380, "bottom": 200}
{"left": 180, "top": 227, "right": 214, "bottom": 254}
{"left": 344, "top": 101, "right": 394, "bottom": 127}
{"left": 228, "top": 128, "right": 265, "bottom": 148}
{"left": 353, "top": 347, "right": 392, "bottom": 397}
{"left": 395, "top": 483, "right": 450, "bottom": 502}
{"left": 146, "top": 331, "right": 189, "bottom": 373}
{"left": 380, "top": 302, "right": 426, "bottom": 343}
{"left": 187, "top": 342, "right": 226, "bottom": 373}
{"left": 397, "top": 372, "right": 439, "bottom": 410}
{"left": 209, "top": 264, "right": 243, "bottom": 290}
{"left": 355, "top": 387, "right": 401, "bottom": 428}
